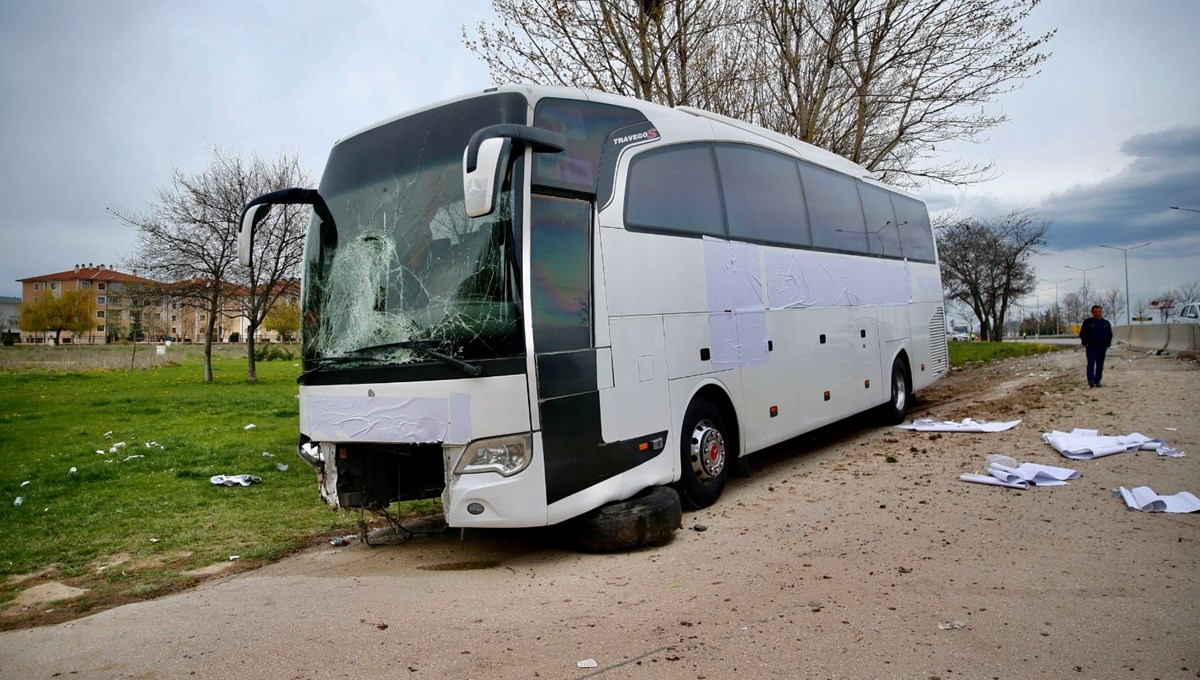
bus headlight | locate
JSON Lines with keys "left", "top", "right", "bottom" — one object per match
{"left": 454, "top": 434, "right": 532, "bottom": 477}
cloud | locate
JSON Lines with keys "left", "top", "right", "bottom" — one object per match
{"left": 1039, "top": 125, "right": 1200, "bottom": 251}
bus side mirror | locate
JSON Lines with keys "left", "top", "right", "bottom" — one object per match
{"left": 463, "top": 124, "right": 567, "bottom": 218}
{"left": 239, "top": 203, "right": 272, "bottom": 267}
{"left": 463, "top": 137, "right": 512, "bottom": 218}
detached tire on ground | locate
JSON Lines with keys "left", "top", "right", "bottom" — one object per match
{"left": 571, "top": 486, "right": 682, "bottom": 552}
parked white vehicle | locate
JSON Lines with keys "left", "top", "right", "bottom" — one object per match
{"left": 1171, "top": 302, "right": 1200, "bottom": 323}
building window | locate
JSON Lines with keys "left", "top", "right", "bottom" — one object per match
{"left": 49, "top": 282, "right": 58, "bottom": 291}
{"left": 34, "top": 283, "right": 41, "bottom": 291}
{"left": 82, "top": 281, "right": 91, "bottom": 289}
{"left": 97, "top": 324, "right": 105, "bottom": 332}
{"left": 97, "top": 310, "right": 105, "bottom": 318}
{"left": 170, "top": 315, "right": 177, "bottom": 321}
{"left": 97, "top": 296, "right": 106, "bottom": 305}
{"left": 98, "top": 283, "right": 106, "bottom": 290}
{"left": 155, "top": 313, "right": 162, "bottom": 320}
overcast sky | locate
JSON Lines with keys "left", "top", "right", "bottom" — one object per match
{"left": 2, "top": 0, "right": 1198, "bottom": 321}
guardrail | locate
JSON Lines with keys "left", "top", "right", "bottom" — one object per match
{"left": 1115, "top": 323, "right": 1200, "bottom": 353}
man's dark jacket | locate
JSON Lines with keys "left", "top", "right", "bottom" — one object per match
{"left": 1079, "top": 317, "right": 1113, "bottom": 348}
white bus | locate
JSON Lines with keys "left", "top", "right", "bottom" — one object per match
{"left": 240, "top": 85, "right": 948, "bottom": 528}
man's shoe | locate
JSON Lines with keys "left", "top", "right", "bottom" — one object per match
{"left": 1088, "top": 381, "right": 1095, "bottom": 387}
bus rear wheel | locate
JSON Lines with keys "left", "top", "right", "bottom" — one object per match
{"left": 676, "top": 399, "right": 733, "bottom": 510}
{"left": 880, "top": 357, "right": 911, "bottom": 425}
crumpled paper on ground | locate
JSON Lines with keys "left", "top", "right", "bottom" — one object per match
{"left": 897, "top": 418, "right": 1021, "bottom": 432}
{"left": 210, "top": 474, "right": 262, "bottom": 487}
{"left": 1042, "top": 429, "right": 1179, "bottom": 460}
{"left": 1115, "top": 486, "right": 1200, "bottom": 513}
{"left": 960, "top": 461, "right": 1079, "bottom": 490}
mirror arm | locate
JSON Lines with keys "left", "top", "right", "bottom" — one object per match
{"left": 465, "top": 124, "right": 566, "bottom": 172}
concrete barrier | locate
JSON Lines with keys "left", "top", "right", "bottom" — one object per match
{"left": 1117, "top": 324, "right": 1200, "bottom": 353}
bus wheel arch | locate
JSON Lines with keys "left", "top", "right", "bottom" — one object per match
{"left": 881, "top": 351, "right": 913, "bottom": 425}
{"left": 675, "top": 385, "right": 739, "bottom": 511}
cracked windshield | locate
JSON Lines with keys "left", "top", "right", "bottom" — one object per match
{"left": 302, "top": 95, "right": 528, "bottom": 368}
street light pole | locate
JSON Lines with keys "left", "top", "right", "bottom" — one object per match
{"left": 1043, "top": 277, "right": 1071, "bottom": 335}
{"left": 1065, "top": 264, "right": 1104, "bottom": 289}
{"left": 1099, "top": 242, "right": 1151, "bottom": 326}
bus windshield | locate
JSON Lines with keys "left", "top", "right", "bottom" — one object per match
{"left": 302, "top": 93, "right": 528, "bottom": 366}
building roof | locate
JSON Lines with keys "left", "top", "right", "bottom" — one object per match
{"left": 17, "top": 265, "right": 159, "bottom": 285}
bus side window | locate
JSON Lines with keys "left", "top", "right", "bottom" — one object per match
{"left": 858, "top": 183, "right": 902, "bottom": 258}
{"left": 891, "top": 195, "right": 936, "bottom": 262}
{"left": 715, "top": 143, "right": 811, "bottom": 247}
{"left": 625, "top": 144, "right": 726, "bottom": 237}
{"left": 799, "top": 162, "right": 868, "bottom": 254}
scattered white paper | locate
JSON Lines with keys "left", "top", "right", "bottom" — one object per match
{"left": 210, "top": 474, "right": 262, "bottom": 487}
{"left": 898, "top": 418, "right": 1022, "bottom": 432}
{"left": 20, "top": 480, "right": 29, "bottom": 488}
{"left": 122, "top": 455, "right": 144, "bottom": 462}
{"left": 243, "top": 424, "right": 256, "bottom": 430}
{"left": 1042, "top": 429, "right": 1175, "bottom": 460}
{"left": 13, "top": 496, "right": 23, "bottom": 507}
{"left": 959, "top": 473, "right": 1028, "bottom": 489}
{"left": 1115, "top": 486, "right": 1200, "bottom": 513}
{"left": 577, "top": 659, "right": 598, "bottom": 668}
{"left": 960, "top": 461, "right": 1078, "bottom": 490}
{"left": 988, "top": 463, "right": 1078, "bottom": 486}
{"left": 68, "top": 467, "right": 77, "bottom": 475}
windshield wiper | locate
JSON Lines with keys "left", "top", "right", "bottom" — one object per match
{"left": 304, "top": 339, "right": 483, "bottom": 378}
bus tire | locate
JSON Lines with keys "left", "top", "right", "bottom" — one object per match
{"left": 880, "top": 357, "right": 911, "bottom": 425}
{"left": 571, "top": 485, "right": 682, "bottom": 552}
{"left": 676, "top": 399, "right": 733, "bottom": 510}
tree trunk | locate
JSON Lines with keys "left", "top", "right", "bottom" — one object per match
{"left": 246, "top": 322, "right": 258, "bottom": 382}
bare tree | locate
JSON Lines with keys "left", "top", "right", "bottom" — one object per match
{"left": 465, "top": 0, "right": 1054, "bottom": 186}
{"left": 1099, "top": 287, "right": 1125, "bottom": 326}
{"left": 1131, "top": 298, "right": 1149, "bottom": 323}
{"left": 1174, "top": 280, "right": 1200, "bottom": 303}
{"left": 937, "top": 210, "right": 1047, "bottom": 341}
{"left": 111, "top": 147, "right": 309, "bottom": 383}
{"left": 465, "top": 0, "right": 751, "bottom": 115}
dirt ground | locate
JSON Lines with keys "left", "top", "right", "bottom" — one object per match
{"left": 0, "top": 345, "right": 1197, "bottom": 679}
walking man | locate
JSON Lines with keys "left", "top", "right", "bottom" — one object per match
{"left": 1079, "top": 305, "right": 1113, "bottom": 387}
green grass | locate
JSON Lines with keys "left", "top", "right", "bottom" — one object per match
{"left": 0, "top": 345, "right": 360, "bottom": 622}
{"left": 948, "top": 340, "right": 1067, "bottom": 366}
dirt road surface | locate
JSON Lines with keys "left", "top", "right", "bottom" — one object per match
{"left": 1, "top": 346, "right": 1198, "bottom": 679}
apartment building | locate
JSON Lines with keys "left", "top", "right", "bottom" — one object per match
{"left": 17, "top": 264, "right": 161, "bottom": 344}
{"left": 15, "top": 265, "right": 297, "bottom": 345}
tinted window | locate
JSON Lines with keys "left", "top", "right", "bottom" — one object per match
{"left": 715, "top": 144, "right": 811, "bottom": 246}
{"left": 858, "top": 183, "right": 902, "bottom": 257}
{"left": 799, "top": 162, "right": 868, "bottom": 253}
{"left": 531, "top": 195, "right": 592, "bottom": 352}
{"left": 533, "top": 99, "right": 646, "bottom": 194}
{"left": 891, "top": 195, "right": 936, "bottom": 262}
{"left": 626, "top": 144, "right": 725, "bottom": 237}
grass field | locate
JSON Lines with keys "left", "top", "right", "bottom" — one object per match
{"left": 0, "top": 344, "right": 360, "bottom": 627}
{"left": 947, "top": 339, "right": 1067, "bottom": 365}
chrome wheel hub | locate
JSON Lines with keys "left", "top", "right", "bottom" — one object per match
{"left": 689, "top": 419, "right": 726, "bottom": 483}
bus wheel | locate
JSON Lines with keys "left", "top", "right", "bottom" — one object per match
{"left": 676, "top": 399, "right": 733, "bottom": 510}
{"left": 880, "top": 358, "right": 910, "bottom": 425}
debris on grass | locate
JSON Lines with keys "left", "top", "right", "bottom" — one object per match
{"left": 243, "top": 424, "right": 256, "bottom": 430}
{"left": 210, "top": 474, "right": 262, "bottom": 486}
